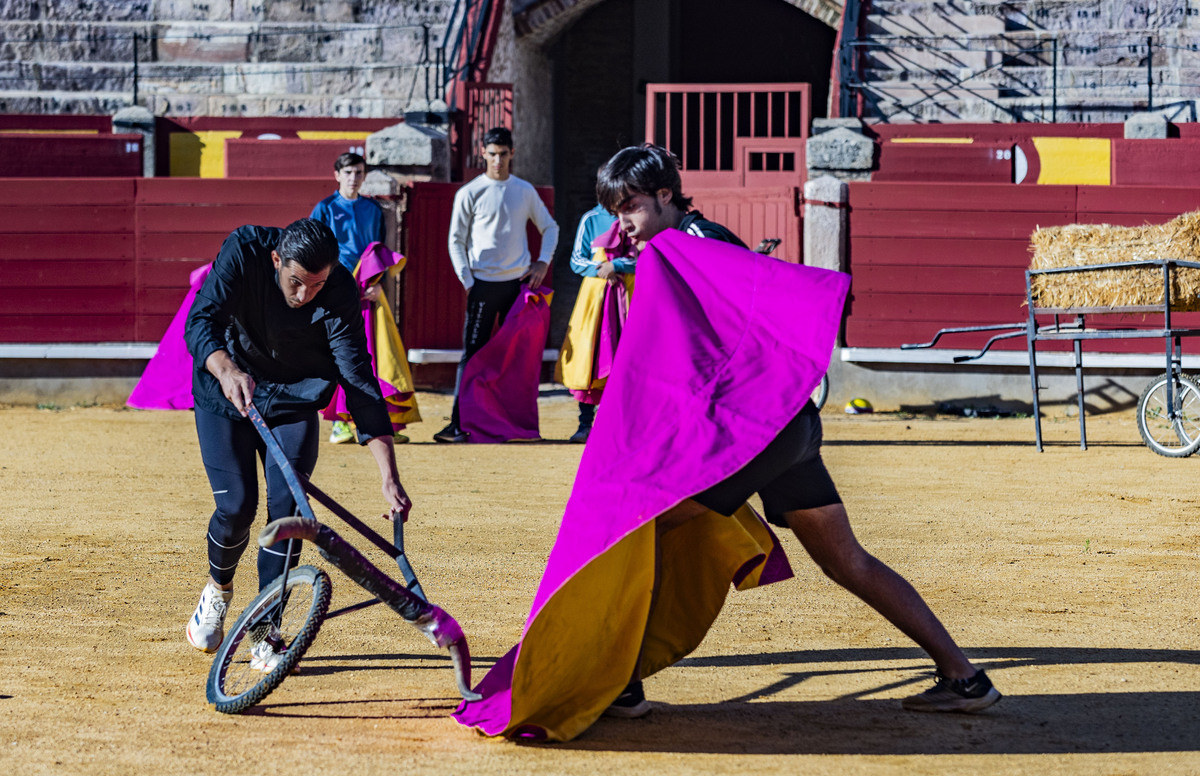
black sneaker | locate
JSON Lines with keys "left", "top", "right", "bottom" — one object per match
{"left": 568, "top": 423, "right": 591, "bottom": 444}
{"left": 902, "top": 669, "right": 1001, "bottom": 713}
{"left": 603, "top": 680, "right": 651, "bottom": 719}
{"left": 433, "top": 423, "right": 469, "bottom": 443}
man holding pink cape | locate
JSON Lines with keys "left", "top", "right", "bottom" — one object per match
{"left": 453, "top": 145, "right": 999, "bottom": 742}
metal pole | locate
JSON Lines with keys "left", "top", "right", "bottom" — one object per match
{"left": 132, "top": 31, "right": 139, "bottom": 105}
{"left": 1051, "top": 37, "right": 1058, "bottom": 123}
{"left": 1147, "top": 35, "right": 1154, "bottom": 110}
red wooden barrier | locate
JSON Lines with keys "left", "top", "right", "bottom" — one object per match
{"left": 224, "top": 138, "right": 368, "bottom": 178}
{"left": 134, "top": 178, "right": 332, "bottom": 340}
{"left": 874, "top": 141, "right": 1014, "bottom": 183}
{"left": 845, "top": 181, "right": 1200, "bottom": 353}
{"left": 400, "top": 181, "right": 555, "bottom": 351}
{"left": 1110, "top": 141, "right": 1200, "bottom": 188}
{"left": 0, "top": 177, "right": 334, "bottom": 344}
{"left": 0, "top": 134, "right": 143, "bottom": 177}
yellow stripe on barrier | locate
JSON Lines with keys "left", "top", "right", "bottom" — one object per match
{"left": 1033, "top": 136, "right": 1111, "bottom": 185}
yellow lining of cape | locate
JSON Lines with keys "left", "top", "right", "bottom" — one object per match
{"left": 503, "top": 502, "right": 778, "bottom": 741}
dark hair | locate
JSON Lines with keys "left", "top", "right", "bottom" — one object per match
{"left": 277, "top": 218, "right": 339, "bottom": 273}
{"left": 334, "top": 152, "right": 366, "bottom": 172}
{"left": 482, "top": 126, "right": 513, "bottom": 149}
{"left": 596, "top": 144, "right": 692, "bottom": 214}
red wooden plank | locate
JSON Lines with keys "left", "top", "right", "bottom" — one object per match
{"left": 136, "top": 177, "right": 331, "bottom": 205}
{"left": 0, "top": 178, "right": 135, "bottom": 206}
{"left": 0, "top": 114, "right": 111, "bottom": 132}
{"left": 850, "top": 265, "right": 1023, "bottom": 295}
{"left": 851, "top": 209, "right": 1075, "bottom": 240}
{"left": 0, "top": 233, "right": 135, "bottom": 260}
{"left": 0, "top": 287, "right": 133, "bottom": 315}
{"left": 136, "top": 259, "right": 209, "bottom": 287}
{"left": 0, "top": 315, "right": 133, "bottom": 342}
{"left": 1076, "top": 185, "right": 1200, "bottom": 216}
{"left": 849, "top": 237, "right": 1033, "bottom": 267}
{"left": 0, "top": 135, "right": 142, "bottom": 178}
{"left": 138, "top": 286, "right": 192, "bottom": 316}
{"left": 136, "top": 315, "right": 174, "bottom": 342}
{"left": 137, "top": 205, "right": 318, "bottom": 232}
{"left": 849, "top": 292, "right": 1026, "bottom": 321}
{"left": 225, "top": 139, "right": 365, "bottom": 178}
{"left": 1, "top": 260, "right": 134, "bottom": 287}
{"left": 874, "top": 142, "right": 1013, "bottom": 183}
{"left": 0, "top": 205, "right": 133, "bottom": 233}
{"left": 137, "top": 232, "right": 232, "bottom": 261}
{"left": 849, "top": 182, "right": 1077, "bottom": 212}
{"left": 1111, "top": 141, "right": 1200, "bottom": 187}
{"left": 868, "top": 123, "right": 1124, "bottom": 143}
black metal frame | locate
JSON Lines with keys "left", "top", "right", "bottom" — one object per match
{"left": 903, "top": 258, "right": 1200, "bottom": 451}
{"left": 246, "top": 405, "right": 427, "bottom": 620}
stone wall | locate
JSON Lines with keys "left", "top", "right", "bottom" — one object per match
{"left": 858, "top": 0, "right": 1200, "bottom": 122}
{"left": 0, "top": 0, "right": 457, "bottom": 116}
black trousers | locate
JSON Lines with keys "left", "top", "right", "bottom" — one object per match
{"left": 451, "top": 278, "right": 523, "bottom": 426}
{"left": 195, "top": 406, "right": 319, "bottom": 591}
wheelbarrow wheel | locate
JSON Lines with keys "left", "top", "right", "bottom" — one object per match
{"left": 206, "top": 565, "right": 331, "bottom": 714}
{"left": 811, "top": 374, "right": 829, "bottom": 411}
{"left": 1137, "top": 372, "right": 1200, "bottom": 458}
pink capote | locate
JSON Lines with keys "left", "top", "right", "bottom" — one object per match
{"left": 321, "top": 242, "right": 421, "bottom": 432}
{"left": 452, "top": 229, "right": 851, "bottom": 741}
{"left": 126, "top": 263, "right": 211, "bottom": 410}
{"left": 458, "top": 285, "right": 553, "bottom": 443}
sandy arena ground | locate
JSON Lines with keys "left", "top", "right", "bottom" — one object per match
{"left": 1, "top": 391, "right": 1198, "bottom": 775}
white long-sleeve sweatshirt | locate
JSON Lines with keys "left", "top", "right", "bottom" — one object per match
{"left": 447, "top": 173, "right": 559, "bottom": 289}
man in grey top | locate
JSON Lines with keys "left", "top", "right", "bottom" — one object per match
{"left": 437, "top": 126, "right": 559, "bottom": 443}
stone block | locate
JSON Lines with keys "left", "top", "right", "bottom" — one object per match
{"left": 868, "top": 10, "right": 1005, "bottom": 36}
{"left": 807, "top": 127, "right": 874, "bottom": 171}
{"left": 331, "top": 97, "right": 387, "bottom": 117}
{"left": 1125, "top": 112, "right": 1170, "bottom": 137}
{"left": 803, "top": 175, "right": 848, "bottom": 273}
{"left": 865, "top": 41, "right": 990, "bottom": 72}
{"left": 262, "top": 95, "right": 331, "bottom": 116}
{"left": 812, "top": 118, "right": 864, "bottom": 135}
{"left": 113, "top": 105, "right": 155, "bottom": 176}
{"left": 157, "top": 23, "right": 250, "bottom": 62}
{"left": 41, "top": 0, "right": 152, "bottom": 21}
{"left": 1003, "top": 0, "right": 1106, "bottom": 31}
{"left": 1103, "top": 0, "right": 1186, "bottom": 29}
{"left": 247, "top": 24, "right": 321, "bottom": 62}
{"left": 150, "top": 0, "right": 233, "bottom": 21}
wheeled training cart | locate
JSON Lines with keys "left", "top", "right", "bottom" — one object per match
{"left": 903, "top": 258, "right": 1200, "bottom": 456}
{"left": 204, "top": 405, "right": 480, "bottom": 713}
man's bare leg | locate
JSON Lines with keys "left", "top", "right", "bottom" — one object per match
{"left": 781, "top": 503, "right": 976, "bottom": 679}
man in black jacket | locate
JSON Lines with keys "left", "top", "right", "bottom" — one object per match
{"left": 183, "top": 219, "right": 409, "bottom": 663}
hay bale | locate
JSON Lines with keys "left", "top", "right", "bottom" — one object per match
{"left": 1029, "top": 210, "right": 1200, "bottom": 311}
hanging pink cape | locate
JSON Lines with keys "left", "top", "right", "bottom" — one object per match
{"left": 458, "top": 285, "right": 553, "bottom": 443}
{"left": 321, "top": 242, "right": 421, "bottom": 432}
{"left": 126, "top": 263, "right": 211, "bottom": 410}
{"left": 452, "top": 229, "right": 851, "bottom": 741}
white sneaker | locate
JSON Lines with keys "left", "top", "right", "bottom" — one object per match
{"left": 186, "top": 583, "right": 233, "bottom": 653}
{"left": 249, "top": 628, "right": 285, "bottom": 673}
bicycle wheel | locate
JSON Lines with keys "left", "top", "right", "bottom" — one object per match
{"left": 1136, "top": 372, "right": 1200, "bottom": 458}
{"left": 811, "top": 374, "right": 829, "bottom": 411}
{"left": 206, "top": 565, "right": 331, "bottom": 714}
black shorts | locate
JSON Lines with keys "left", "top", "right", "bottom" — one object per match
{"left": 693, "top": 402, "right": 841, "bottom": 527}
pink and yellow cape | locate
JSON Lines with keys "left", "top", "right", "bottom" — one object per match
{"left": 452, "top": 229, "right": 850, "bottom": 741}
{"left": 321, "top": 242, "right": 421, "bottom": 432}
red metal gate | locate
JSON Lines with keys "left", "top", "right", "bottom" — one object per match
{"left": 644, "top": 83, "right": 810, "bottom": 261}
{"left": 453, "top": 82, "right": 513, "bottom": 181}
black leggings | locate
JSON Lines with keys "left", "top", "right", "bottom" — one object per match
{"left": 195, "top": 406, "right": 319, "bottom": 591}
{"left": 451, "top": 278, "right": 523, "bottom": 425}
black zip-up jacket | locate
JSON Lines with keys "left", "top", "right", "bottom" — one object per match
{"left": 185, "top": 225, "right": 392, "bottom": 441}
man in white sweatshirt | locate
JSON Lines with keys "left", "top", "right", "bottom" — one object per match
{"left": 437, "top": 126, "right": 560, "bottom": 443}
